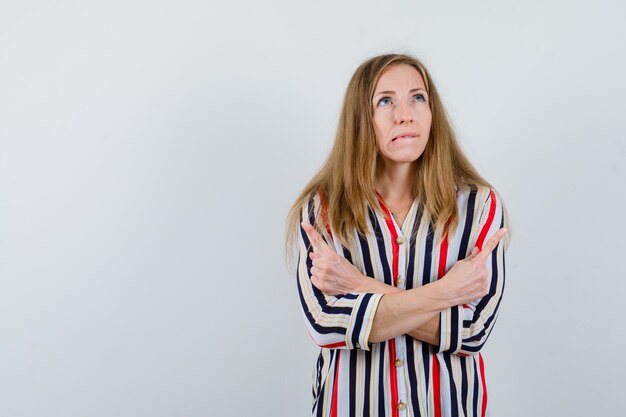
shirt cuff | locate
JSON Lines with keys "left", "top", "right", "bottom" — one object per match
{"left": 436, "top": 305, "right": 463, "bottom": 353}
{"left": 345, "top": 292, "right": 384, "bottom": 350}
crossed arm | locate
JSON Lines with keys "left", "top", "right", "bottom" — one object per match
{"left": 300, "top": 221, "right": 507, "bottom": 348}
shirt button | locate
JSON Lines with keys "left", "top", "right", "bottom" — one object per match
{"left": 397, "top": 401, "right": 406, "bottom": 411}
{"left": 395, "top": 276, "right": 404, "bottom": 287}
{"left": 395, "top": 359, "right": 403, "bottom": 367}
{"left": 355, "top": 343, "right": 361, "bottom": 348}
{"left": 396, "top": 236, "right": 405, "bottom": 245}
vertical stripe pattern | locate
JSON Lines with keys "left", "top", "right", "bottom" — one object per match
{"left": 295, "top": 185, "right": 506, "bottom": 416}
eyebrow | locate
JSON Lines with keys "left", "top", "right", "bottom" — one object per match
{"left": 374, "top": 88, "right": 427, "bottom": 96}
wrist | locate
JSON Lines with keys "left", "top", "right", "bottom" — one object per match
{"left": 354, "top": 272, "right": 374, "bottom": 293}
{"left": 424, "top": 280, "right": 456, "bottom": 310}
{"left": 361, "top": 276, "right": 401, "bottom": 294}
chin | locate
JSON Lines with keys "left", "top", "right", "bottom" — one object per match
{"left": 392, "top": 151, "right": 425, "bottom": 163}
{"left": 379, "top": 147, "right": 426, "bottom": 165}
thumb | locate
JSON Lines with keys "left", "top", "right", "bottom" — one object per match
{"left": 466, "top": 246, "right": 480, "bottom": 260}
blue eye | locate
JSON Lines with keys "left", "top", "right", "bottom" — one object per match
{"left": 414, "top": 93, "right": 426, "bottom": 102}
{"left": 377, "top": 97, "right": 392, "bottom": 107}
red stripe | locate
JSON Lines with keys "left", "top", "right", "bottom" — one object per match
{"left": 479, "top": 353, "right": 488, "bottom": 417}
{"left": 432, "top": 223, "right": 450, "bottom": 417}
{"left": 330, "top": 351, "right": 341, "bottom": 417}
{"left": 437, "top": 226, "right": 449, "bottom": 280}
{"left": 475, "top": 190, "right": 497, "bottom": 250}
{"left": 432, "top": 355, "right": 441, "bottom": 417}
{"left": 388, "top": 340, "right": 399, "bottom": 417}
{"left": 376, "top": 194, "right": 400, "bottom": 417}
{"left": 321, "top": 341, "right": 346, "bottom": 349}
{"left": 318, "top": 191, "right": 331, "bottom": 235}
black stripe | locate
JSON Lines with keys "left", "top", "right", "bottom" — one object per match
{"left": 315, "top": 351, "right": 332, "bottom": 417}
{"left": 349, "top": 351, "right": 357, "bottom": 417}
{"left": 457, "top": 186, "right": 477, "bottom": 261}
{"left": 421, "top": 221, "right": 435, "bottom": 285}
{"left": 351, "top": 294, "right": 373, "bottom": 347}
{"left": 307, "top": 194, "right": 316, "bottom": 226}
{"left": 363, "top": 349, "right": 372, "bottom": 415}
{"left": 358, "top": 230, "right": 375, "bottom": 278}
{"left": 442, "top": 354, "right": 460, "bottom": 417}
{"left": 336, "top": 243, "right": 353, "bottom": 301}
{"left": 327, "top": 350, "right": 339, "bottom": 417}
{"left": 369, "top": 208, "right": 393, "bottom": 285}
{"left": 378, "top": 341, "right": 387, "bottom": 417}
{"left": 343, "top": 246, "right": 353, "bottom": 263}
{"left": 460, "top": 358, "right": 469, "bottom": 417}
{"left": 472, "top": 359, "right": 479, "bottom": 417}
{"left": 315, "top": 392, "right": 325, "bottom": 417}
{"left": 405, "top": 338, "right": 421, "bottom": 417}
{"left": 340, "top": 293, "right": 359, "bottom": 300}
{"left": 409, "top": 202, "right": 424, "bottom": 246}
{"left": 406, "top": 204, "right": 424, "bottom": 289}
{"left": 449, "top": 305, "right": 459, "bottom": 352}
{"left": 421, "top": 344, "right": 430, "bottom": 394}
{"left": 312, "top": 351, "right": 323, "bottom": 412}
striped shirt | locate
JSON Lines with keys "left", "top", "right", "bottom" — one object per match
{"left": 295, "top": 185, "right": 506, "bottom": 417}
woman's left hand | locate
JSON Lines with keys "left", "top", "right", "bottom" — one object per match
{"left": 301, "top": 221, "right": 369, "bottom": 296}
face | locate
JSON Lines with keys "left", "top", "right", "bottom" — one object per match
{"left": 372, "top": 64, "right": 432, "bottom": 166}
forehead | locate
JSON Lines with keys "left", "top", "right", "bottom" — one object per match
{"left": 374, "top": 64, "right": 426, "bottom": 92}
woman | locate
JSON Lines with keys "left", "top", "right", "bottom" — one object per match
{"left": 285, "top": 53, "right": 508, "bottom": 417}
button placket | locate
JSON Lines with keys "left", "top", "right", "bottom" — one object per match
{"left": 394, "top": 341, "right": 408, "bottom": 413}
{"left": 394, "top": 227, "right": 409, "bottom": 414}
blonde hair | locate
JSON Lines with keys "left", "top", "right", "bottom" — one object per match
{"left": 285, "top": 53, "right": 497, "bottom": 258}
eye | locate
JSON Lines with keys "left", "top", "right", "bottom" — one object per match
{"left": 413, "top": 93, "right": 427, "bottom": 102}
{"left": 376, "top": 96, "right": 392, "bottom": 107}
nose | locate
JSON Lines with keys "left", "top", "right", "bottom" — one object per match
{"left": 394, "top": 100, "right": 413, "bottom": 124}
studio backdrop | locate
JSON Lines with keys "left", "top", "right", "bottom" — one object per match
{"left": 1, "top": 1, "right": 625, "bottom": 416}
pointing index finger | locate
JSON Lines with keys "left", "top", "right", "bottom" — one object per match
{"left": 477, "top": 228, "right": 507, "bottom": 262}
{"left": 301, "top": 221, "right": 332, "bottom": 253}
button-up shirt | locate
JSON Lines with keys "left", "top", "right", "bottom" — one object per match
{"left": 295, "top": 185, "right": 505, "bottom": 417}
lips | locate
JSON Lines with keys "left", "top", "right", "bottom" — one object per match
{"left": 392, "top": 132, "right": 418, "bottom": 142}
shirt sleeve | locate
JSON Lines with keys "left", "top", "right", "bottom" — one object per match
{"left": 436, "top": 188, "right": 506, "bottom": 356}
{"left": 295, "top": 193, "right": 383, "bottom": 350}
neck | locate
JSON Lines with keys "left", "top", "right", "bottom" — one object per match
{"left": 375, "top": 159, "right": 417, "bottom": 202}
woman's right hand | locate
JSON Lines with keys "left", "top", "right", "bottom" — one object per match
{"left": 301, "top": 221, "right": 371, "bottom": 296}
{"left": 438, "top": 228, "right": 508, "bottom": 306}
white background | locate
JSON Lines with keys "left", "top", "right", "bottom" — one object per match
{"left": 1, "top": 1, "right": 625, "bottom": 416}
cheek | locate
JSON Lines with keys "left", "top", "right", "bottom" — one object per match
{"left": 373, "top": 113, "right": 387, "bottom": 131}
{"left": 373, "top": 115, "right": 388, "bottom": 145}
{"left": 424, "top": 109, "right": 433, "bottom": 127}
{"left": 375, "top": 133, "right": 386, "bottom": 154}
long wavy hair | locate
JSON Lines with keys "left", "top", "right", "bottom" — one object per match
{"left": 285, "top": 53, "right": 495, "bottom": 257}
